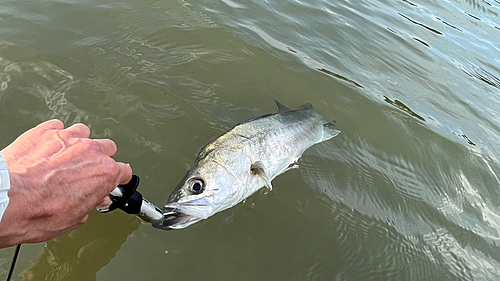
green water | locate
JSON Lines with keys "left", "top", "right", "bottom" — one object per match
{"left": 1, "top": 0, "right": 500, "bottom": 280}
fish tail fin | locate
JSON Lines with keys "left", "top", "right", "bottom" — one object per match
{"left": 322, "top": 122, "right": 340, "bottom": 141}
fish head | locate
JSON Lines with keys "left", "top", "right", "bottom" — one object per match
{"left": 154, "top": 158, "right": 242, "bottom": 230}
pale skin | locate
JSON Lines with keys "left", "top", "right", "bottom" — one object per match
{"left": 0, "top": 119, "right": 132, "bottom": 248}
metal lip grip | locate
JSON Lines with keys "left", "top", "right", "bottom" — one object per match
{"left": 98, "top": 175, "right": 164, "bottom": 223}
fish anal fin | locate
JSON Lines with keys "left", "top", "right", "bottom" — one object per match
{"left": 250, "top": 161, "right": 273, "bottom": 190}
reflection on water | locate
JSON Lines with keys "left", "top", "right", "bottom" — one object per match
{"left": 383, "top": 96, "right": 425, "bottom": 122}
{"left": 21, "top": 212, "right": 139, "bottom": 281}
{"left": 0, "top": 0, "right": 499, "bottom": 280}
{"left": 301, "top": 120, "right": 500, "bottom": 279}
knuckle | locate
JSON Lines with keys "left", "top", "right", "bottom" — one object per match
{"left": 106, "top": 162, "right": 121, "bottom": 181}
{"left": 39, "top": 119, "right": 64, "bottom": 129}
{"left": 79, "top": 138, "right": 100, "bottom": 152}
{"left": 121, "top": 170, "right": 132, "bottom": 184}
{"left": 74, "top": 122, "right": 87, "bottom": 128}
{"left": 109, "top": 139, "right": 117, "bottom": 151}
{"left": 125, "top": 164, "right": 132, "bottom": 177}
{"left": 102, "top": 139, "right": 117, "bottom": 155}
{"left": 73, "top": 123, "right": 90, "bottom": 133}
{"left": 78, "top": 123, "right": 90, "bottom": 132}
{"left": 49, "top": 120, "right": 64, "bottom": 130}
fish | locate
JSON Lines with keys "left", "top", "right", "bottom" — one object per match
{"left": 153, "top": 101, "right": 340, "bottom": 229}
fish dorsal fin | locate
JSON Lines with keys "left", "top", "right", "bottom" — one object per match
{"left": 300, "top": 103, "right": 313, "bottom": 110}
{"left": 275, "top": 100, "right": 291, "bottom": 113}
{"left": 250, "top": 161, "right": 273, "bottom": 190}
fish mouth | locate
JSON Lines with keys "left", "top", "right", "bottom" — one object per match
{"left": 152, "top": 207, "right": 202, "bottom": 230}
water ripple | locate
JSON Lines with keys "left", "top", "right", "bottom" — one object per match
{"left": 301, "top": 134, "right": 500, "bottom": 279}
{"left": 1, "top": 0, "right": 500, "bottom": 279}
{"left": 398, "top": 13, "right": 443, "bottom": 35}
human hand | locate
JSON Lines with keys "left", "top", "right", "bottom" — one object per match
{"left": 0, "top": 119, "right": 132, "bottom": 248}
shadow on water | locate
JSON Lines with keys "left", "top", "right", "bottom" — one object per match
{"left": 20, "top": 212, "right": 140, "bottom": 281}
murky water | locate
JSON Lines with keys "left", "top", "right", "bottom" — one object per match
{"left": 0, "top": 0, "right": 499, "bottom": 280}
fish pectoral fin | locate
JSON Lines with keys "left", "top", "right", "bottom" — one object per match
{"left": 250, "top": 161, "right": 273, "bottom": 190}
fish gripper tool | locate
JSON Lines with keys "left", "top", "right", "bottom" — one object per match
{"left": 98, "top": 175, "right": 164, "bottom": 223}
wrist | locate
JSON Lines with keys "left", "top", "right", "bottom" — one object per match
{"left": 0, "top": 152, "right": 11, "bottom": 223}
{"left": 0, "top": 152, "right": 32, "bottom": 248}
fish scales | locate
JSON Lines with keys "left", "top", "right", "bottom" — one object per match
{"left": 154, "top": 101, "right": 340, "bottom": 229}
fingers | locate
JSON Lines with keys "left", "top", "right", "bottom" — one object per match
{"left": 64, "top": 123, "right": 91, "bottom": 138}
{"left": 96, "top": 196, "right": 112, "bottom": 209}
{"left": 99, "top": 162, "right": 132, "bottom": 195}
{"left": 37, "top": 121, "right": 117, "bottom": 158}
{"left": 96, "top": 162, "right": 132, "bottom": 201}
{"left": 36, "top": 120, "right": 90, "bottom": 138}
{"left": 55, "top": 124, "right": 117, "bottom": 157}
{"left": 86, "top": 139, "right": 132, "bottom": 187}
{"left": 93, "top": 139, "right": 118, "bottom": 157}
{"left": 116, "top": 162, "right": 133, "bottom": 185}
{"left": 75, "top": 214, "right": 89, "bottom": 230}
{"left": 36, "top": 119, "right": 64, "bottom": 130}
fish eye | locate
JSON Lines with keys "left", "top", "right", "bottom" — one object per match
{"left": 189, "top": 178, "right": 205, "bottom": 194}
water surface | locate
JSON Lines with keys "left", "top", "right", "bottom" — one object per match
{"left": 0, "top": 0, "right": 499, "bottom": 280}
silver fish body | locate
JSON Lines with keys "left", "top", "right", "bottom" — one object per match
{"left": 154, "top": 101, "right": 340, "bottom": 229}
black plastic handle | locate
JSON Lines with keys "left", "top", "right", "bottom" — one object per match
{"left": 103, "top": 175, "right": 143, "bottom": 215}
